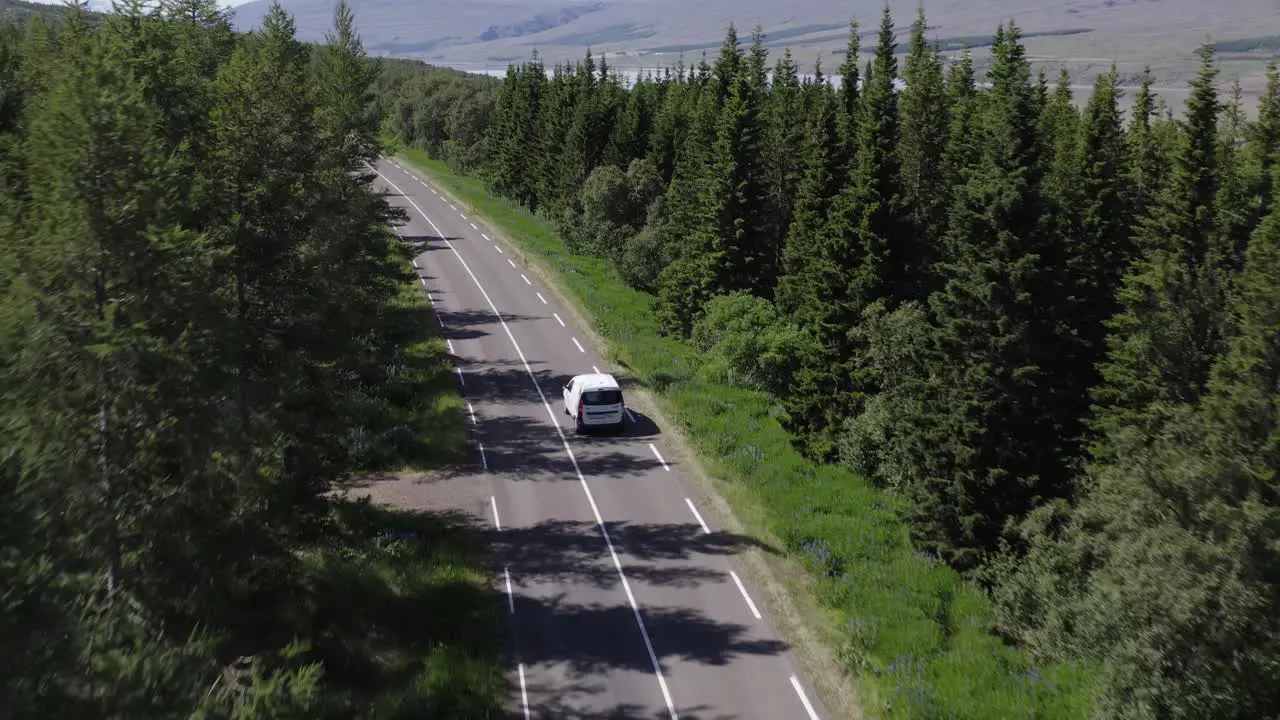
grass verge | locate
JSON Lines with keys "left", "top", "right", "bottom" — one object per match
{"left": 292, "top": 498, "right": 505, "bottom": 718}
{"left": 394, "top": 146, "right": 1096, "bottom": 719}
{"left": 288, "top": 267, "right": 501, "bottom": 717}
{"left": 346, "top": 260, "right": 468, "bottom": 473}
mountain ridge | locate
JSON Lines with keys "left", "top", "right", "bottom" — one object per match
{"left": 228, "top": 0, "right": 1279, "bottom": 94}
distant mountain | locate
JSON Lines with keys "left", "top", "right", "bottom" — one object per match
{"left": 229, "top": 0, "right": 1278, "bottom": 91}
{"left": 1, "top": 0, "right": 107, "bottom": 24}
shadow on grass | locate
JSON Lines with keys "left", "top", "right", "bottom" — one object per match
{"left": 298, "top": 497, "right": 507, "bottom": 719}
{"left": 344, "top": 277, "right": 469, "bottom": 476}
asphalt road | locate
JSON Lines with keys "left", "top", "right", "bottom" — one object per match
{"left": 370, "top": 157, "right": 828, "bottom": 720}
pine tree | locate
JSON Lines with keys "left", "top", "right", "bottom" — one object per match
{"left": 999, "top": 195, "right": 1280, "bottom": 720}
{"left": 1070, "top": 68, "right": 1134, "bottom": 358}
{"left": 897, "top": 8, "right": 949, "bottom": 295}
{"left": 1126, "top": 66, "right": 1170, "bottom": 215}
{"left": 1247, "top": 61, "right": 1280, "bottom": 213}
{"left": 490, "top": 55, "right": 545, "bottom": 209}
{"left": 1214, "top": 81, "right": 1254, "bottom": 273}
{"left": 763, "top": 48, "right": 805, "bottom": 284}
{"left": 775, "top": 72, "right": 840, "bottom": 321}
{"left": 655, "top": 26, "right": 770, "bottom": 333}
{"left": 942, "top": 47, "right": 979, "bottom": 211}
{"left": 536, "top": 62, "right": 573, "bottom": 215}
{"left": 312, "top": 0, "right": 382, "bottom": 169}
{"left": 833, "top": 18, "right": 861, "bottom": 175}
{"left": 778, "top": 7, "right": 907, "bottom": 459}
{"left": 645, "top": 61, "right": 691, "bottom": 184}
{"left": 1091, "top": 43, "right": 1231, "bottom": 457}
{"left": 900, "top": 23, "right": 1066, "bottom": 565}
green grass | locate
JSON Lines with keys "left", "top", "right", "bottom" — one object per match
{"left": 395, "top": 145, "right": 1097, "bottom": 719}
{"left": 349, "top": 264, "right": 468, "bottom": 473}
{"left": 281, "top": 498, "right": 506, "bottom": 718}
{"left": 288, "top": 267, "right": 501, "bottom": 717}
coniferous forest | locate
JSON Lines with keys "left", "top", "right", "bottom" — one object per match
{"left": 1, "top": 0, "right": 504, "bottom": 716}
{"left": 381, "top": 9, "right": 1280, "bottom": 719}
{"left": 4, "top": 0, "right": 1280, "bottom": 715}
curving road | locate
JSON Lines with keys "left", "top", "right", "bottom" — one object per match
{"left": 370, "top": 157, "right": 827, "bottom": 720}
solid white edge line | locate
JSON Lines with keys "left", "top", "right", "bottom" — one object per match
{"left": 521, "top": 274, "right": 532, "bottom": 285}
{"left": 468, "top": 402, "right": 477, "bottom": 424}
{"left": 371, "top": 162, "right": 680, "bottom": 720}
{"left": 490, "top": 495, "right": 501, "bottom": 530}
{"left": 572, "top": 337, "right": 585, "bottom": 353}
{"left": 479, "top": 442, "right": 488, "bottom": 471}
{"left": 790, "top": 675, "right": 821, "bottom": 720}
{"left": 503, "top": 566, "right": 515, "bottom": 615}
{"left": 518, "top": 663, "right": 531, "bottom": 720}
{"left": 553, "top": 313, "right": 565, "bottom": 327}
{"left": 536, "top": 292, "right": 547, "bottom": 304}
{"left": 729, "top": 570, "right": 763, "bottom": 620}
{"left": 649, "top": 443, "right": 670, "bottom": 471}
{"left": 684, "top": 498, "right": 711, "bottom": 535}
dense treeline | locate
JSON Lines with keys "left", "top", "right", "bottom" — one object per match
{"left": 385, "top": 10, "right": 1280, "bottom": 717}
{"left": 0, "top": 0, "right": 484, "bottom": 715}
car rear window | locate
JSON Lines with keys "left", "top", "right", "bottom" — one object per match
{"left": 582, "top": 389, "right": 622, "bottom": 405}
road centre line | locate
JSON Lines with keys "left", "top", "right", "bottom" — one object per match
{"left": 479, "top": 442, "right": 488, "bottom": 471}
{"left": 536, "top": 292, "right": 547, "bottom": 304}
{"left": 553, "top": 313, "right": 565, "bottom": 327}
{"left": 490, "top": 495, "right": 501, "bottom": 530}
{"left": 447, "top": 339, "right": 454, "bottom": 353}
{"left": 521, "top": 274, "right": 532, "bottom": 285}
{"left": 508, "top": 258, "right": 517, "bottom": 268}
{"left": 592, "top": 365, "right": 600, "bottom": 374}
{"left": 455, "top": 366, "right": 465, "bottom": 388}
{"left": 482, "top": 232, "right": 491, "bottom": 241}
{"left": 649, "top": 443, "right": 670, "bottom": 471}
{"left": 729, "top": 571, "right": 762, "bottom": 620}
{"left": 470, "top": 222, "right": 478, "bottom": 229}
{"left": 684, "top": 498, "right": 711, "bottom": 534}
{"left": 572, "top": 337, "right": 585, "bottom": 353}
{"left": 503, "top": 566, "right": 515, "bottom": 614}
{"left": 468, "top": 402, "right": 477, "bottom": 424}
{"left": 372, "top": 164, "right": 680, "bottom": 719}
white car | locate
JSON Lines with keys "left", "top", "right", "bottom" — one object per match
{"left": 563, "top": 373, "right": 626, "bottom": 434}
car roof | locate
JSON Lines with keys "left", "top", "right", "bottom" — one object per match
{"left": 574, "top": 373, "right": 620, "bottom": 390}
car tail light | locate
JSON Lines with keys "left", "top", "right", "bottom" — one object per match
{"left": 578, "top": 400, "right": 584, "bottom": 418}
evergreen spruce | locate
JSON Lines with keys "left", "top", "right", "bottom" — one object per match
{"left": 897, "top": 8, "right": 948, "bottom": 295}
